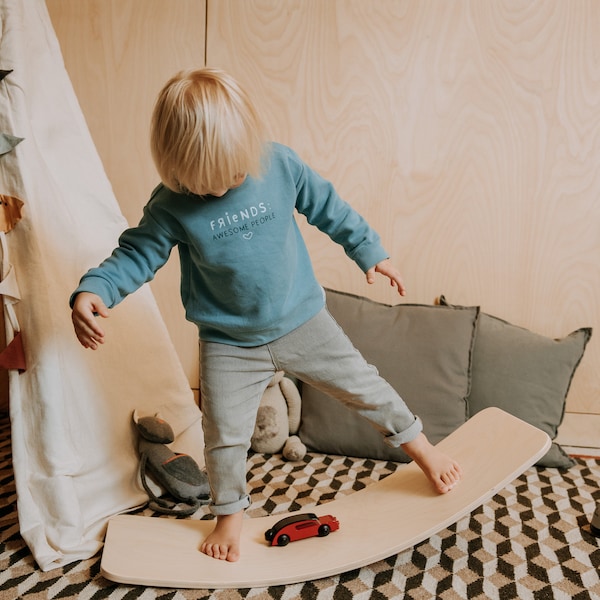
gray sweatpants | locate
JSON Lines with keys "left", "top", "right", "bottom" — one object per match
{"left": 199, "top": 307, "right": 422, "bottom": 515}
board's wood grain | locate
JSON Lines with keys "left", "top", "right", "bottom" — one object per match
{"left": 100, "top": 408, "right": 550, "bottom": 589}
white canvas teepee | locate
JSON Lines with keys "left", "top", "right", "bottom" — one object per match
{"left": 0, "top": 0, "right": 204, "bottom": 570}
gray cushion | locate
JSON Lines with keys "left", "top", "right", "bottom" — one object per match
{"left": 440, "top": 295, "right": 592, "bottom": 469}
{"left": 299, "top": 289, "right": 478, "bottom": 462}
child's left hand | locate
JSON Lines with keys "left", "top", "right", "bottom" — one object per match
{"left": 366, "top": 259, "right": 406, "bottom": 296}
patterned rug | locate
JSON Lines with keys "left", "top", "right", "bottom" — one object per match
{"left": 1, "top": 414, "right": 599, "bottom": 600}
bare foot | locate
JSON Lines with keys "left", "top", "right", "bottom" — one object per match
{"left": 200, "top": 512, "right": 243, "bottom": 562}
{"left": 402, "top": 432, "right": 462, "bottom": 493}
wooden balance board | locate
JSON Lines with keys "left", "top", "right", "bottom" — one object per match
{"left": 101, "top": 407, "right": 551, "bottom": 589}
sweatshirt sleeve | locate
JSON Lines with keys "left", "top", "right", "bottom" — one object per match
{"left": 69, "top": 206, "right": 176, "bottom": 308}
{"left": 291, "top": 152, "right": 389, "bottom": 272}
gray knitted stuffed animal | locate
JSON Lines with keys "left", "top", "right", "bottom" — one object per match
{"left": 133, "top": 410, "right": 210, "bottom": 516}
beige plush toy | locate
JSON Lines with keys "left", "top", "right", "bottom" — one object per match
{"left": 251, "top": 371, "right": 307, "bottom": 461}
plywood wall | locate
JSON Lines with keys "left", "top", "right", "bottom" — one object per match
{"left": 43, "top": 0, "right": 598, "bottom": 423}
{"left": 206, "top": 0, "right": 599, "bottom": 418}
{"left": 46, "top": 0, "right": 206, "bottom": 394}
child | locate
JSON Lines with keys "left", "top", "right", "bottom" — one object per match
{"left": 70, "top": 68, "right": 461, "bottom": 563}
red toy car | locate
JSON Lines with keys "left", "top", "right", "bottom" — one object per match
{"left": 264, "top": 512, "right": 340, "bottom": 546}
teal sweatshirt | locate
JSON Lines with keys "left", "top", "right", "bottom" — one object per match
{"left": 71, "top": 143, "right": 389, "bottom": 345}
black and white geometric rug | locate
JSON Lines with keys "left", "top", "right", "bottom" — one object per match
{"left": 1, "top": 415, "right": 599, "bottom": 599}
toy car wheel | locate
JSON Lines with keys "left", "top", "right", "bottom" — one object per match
{"left": 277, "top": 534, "right": 290, "bottom": 546}
{"left": 265, "top": 529, "right": 275, "bottom": 542}
{"left": 318, "top": 524, "right": 331, "bottom": 537}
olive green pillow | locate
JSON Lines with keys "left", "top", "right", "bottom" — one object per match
{"left": 439, "top": 295, "right": 592, "bottom": 468}
{"left": 298, "top": 289, "right": 479, "bottom": 462}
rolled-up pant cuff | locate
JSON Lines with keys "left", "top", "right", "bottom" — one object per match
{"left": 210, "top": 495, "right": 251, "bottom": 516}
{"left": 384, "top": 416, "right": 423, "bottom": 448}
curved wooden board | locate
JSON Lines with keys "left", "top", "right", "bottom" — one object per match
{"left": 100, "top": 407, "right": 550, "bottom": 589}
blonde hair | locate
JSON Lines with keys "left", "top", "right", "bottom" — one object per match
{"left": 150, "top": 68, "right": 267, "bottom": 195}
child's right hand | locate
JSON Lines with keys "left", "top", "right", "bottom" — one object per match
{"left": 71, "top": 292, "right": 109, "bottom": 350}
